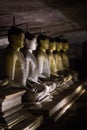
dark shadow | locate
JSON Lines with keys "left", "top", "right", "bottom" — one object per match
{"left": 79, "top": 41, "right": 87, "bottom": 79}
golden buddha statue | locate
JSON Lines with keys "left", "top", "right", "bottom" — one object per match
{"left": 54, "top": 38, "right": 64, "bottom": 72}
{"left": 62, "top": 39, "right": 78, "bottom": 83}
{"left": 47, "top": 37, "right": 58, "bottom": 76}
{"left": 36, "top": 34, "right": 56, "bottom": 93}
{"left": 62, "top": 39, "right": 70, "bottom": 70}
{"left": 3, "top": 26, "right": 26, "bottom": 88}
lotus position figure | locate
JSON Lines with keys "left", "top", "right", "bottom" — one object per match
{"left": 54, "top": 37, "right": 73, "bottom": 81}
{"left": 54, "top": 38, "right": 64, "bottom": 72}
{"left": 53, "top": 38, "right": 70, "bottom": 88}
{"left": 22, "top": 32, "right": 50, "bottom": 102}
{"left": 36, "top": 34, "right": 56, "bottom": 93}
{"left": 36, "top": 34, "right": 50, "bottom": 78}
{"left": 62, "top": 39, "right": 78, "bottom": 83}
{"left": 22, "top": 32, "right": 38, "bottom": 83}
{"left": 4, "top": 26, "right": 27, "bottom": 88}
{"left": 62, "top": 39, "right": 70, "bottom": 70}
{"left": 0, "top": 26, "right": 28, "bottom": 89}
{"left": 47, "top": 38, "right": 58, "bottom": 76}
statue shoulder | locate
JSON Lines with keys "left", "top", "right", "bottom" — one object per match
{"left": 5, "top": 46, "right": 17, "bottom": 59}
{"left": 37, "top": 51, "right": 44, "bottom": 58}
{"left": 48, "top": 53, "right": 53, "bottom": 59}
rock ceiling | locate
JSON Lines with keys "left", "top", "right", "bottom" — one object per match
{"left": 0, "top": 0, "right": 87, "bottom": 37}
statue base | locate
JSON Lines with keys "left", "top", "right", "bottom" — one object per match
{"left": 11, "top": 115, "right": 43, "bottom": 130}
{"left": 24, "top": 81, "right": 85, "bottom": 122}
{"left": 0, "top": 87, "right": 43, "bottom": 130}
{"left": 0, "top": 109, "right": 43, "bottom": 130}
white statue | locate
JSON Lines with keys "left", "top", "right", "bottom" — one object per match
{"left": 22, "top": 32, "right": 50, "bottom": 102}
{"left": 36, "top": 34, "right": 50, "bottom": 78}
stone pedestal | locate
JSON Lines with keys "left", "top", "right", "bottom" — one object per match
{"left": 0, "top": 87, "right": 43, "bottom": 130}
{"left": 24, "top": 81, "right": 85, "bottom": 122}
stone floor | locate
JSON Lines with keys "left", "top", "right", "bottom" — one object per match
{"left": 37, "top": 91, "right": 87, "bottom": 130}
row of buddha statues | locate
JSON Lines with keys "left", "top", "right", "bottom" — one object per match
{"left": 0, "top": 26, "right": 77, "bottom": 103}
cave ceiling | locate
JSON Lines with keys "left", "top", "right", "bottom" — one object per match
{"left": 0, "top": 0, "right": 87, "bottom": 37}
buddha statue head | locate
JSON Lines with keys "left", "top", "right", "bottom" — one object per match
{"left": 49, "top": 38, "right": 56, "bottom": 53}
{"left": 7, "top": 26, "right": 24, "bottom": 50}
{"left": 62, "top": 39, "right": 69, "bottom": 52}
{"left": 55, "top": 37, "right": 63, "bottom": 52}
{"left": 37, "top": 34, "right": 49, "bottom": 52}
{"left": 25, "top": 32, "right": 37, "bottom": 52}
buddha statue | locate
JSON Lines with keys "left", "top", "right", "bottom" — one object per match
{"left": 21, "top": 32, "right": 50, "bottom": 102}
{"left": 36, "top": 34, "right": 50, "bottom": 78}
{"left": 2, "top": 26, "right": 26, "bottom": 88}
{"left": 62, "top": 39, "right": 78, "bottom": 83}
{"left": 62, "top": 39, "right": 70, "bottom": 70}
{"left": 36, "top": 34, "right": 56, "bottom": 93}
{"left": 54, "top": 38, "right": 64, "bottom": 72}
{"left": 21, "top": 32, "right": 38, "bottom": 83}
{"left": 47, "top": 37, "right": 58, "bottom": 76}
{"left": 53, "top": 37, "right": 70, "bottom": 88}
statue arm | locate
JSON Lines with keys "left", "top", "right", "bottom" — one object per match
{"left": 0, "top": 53, "right": 16, "bottom": 87}
{"left": 37, "top": 55, "right": 44, "bottom": 76}
{"left": 6, "top": 53, "right": 16, "bottom": 81}
{"left": 49, "top": 56, "right": 58, "bottom": 76}
{"left": 30, "top": 56, "right": 37, "bottom": 70}
{"left": 26, "top": 56, "right": 38, "bottom": 81}
{"left": 25, "top": 58, "right": 30, "bottom": 77}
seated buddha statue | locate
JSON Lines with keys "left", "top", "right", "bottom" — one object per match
{"left": 54, "top": 37, "right": 64, "bottom": 73}
{"left": 4, "top": 26, "right": 26, "bottom": 88}
{"left": 62, "top": 39, "right": 70, "bottom": 70}
{"left": 36, "top": 34, "right": 50, "bottom": 78}
{"left": 21, "top": 32, "right": 50, "bottom": 102}
{"left": 62, "top": 39, "right": 78, "bottom": 83}
{"left": 46, "top": 37, "right": 64, "bottom": 89}
{"left": 53, "top": 37, "right": 70, "bottom": 88}
{"left": 21, "top": 32, "right": 38, "bottom": 83}
{"left": 36, "top": 34, "right": 56, "bottom": 93}
{"left": 47, "top": 37, "right": 58, "bottom": 77}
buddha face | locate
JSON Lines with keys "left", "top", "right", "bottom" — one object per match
{"left": 49, "top": 42, "right": 56, "bottom": 51}
{"left": 63, "top": 42, "right": 69, "bottom": 51}
{"left": 40, "top": 39, "right": 49, "bottom": 50}
{"left": 56, "top": 42, "right": 63, "bottom": 51}
{"left": 26, "top": 37, "right": 37, "bottom": 51}
{"left": 12, "top": 33, "right": 25, "bottom": 49}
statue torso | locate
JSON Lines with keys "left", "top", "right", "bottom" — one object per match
{"left": 48, "top": 52, "right": 57, "bottom": 74}
{"left": 54, "top": 52, "right": 64, "bottom": 71}
{"left": 61, "top": 52, "right": 69, "bottom": 70}
{"left": 22, "top": 49, "right": 38, "bottom": 81}
{"left": 37, "top": 50, "right": 50, "bottom": 77}
{"left": 6, "top": 47, "right": 26, "bottom": 87}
